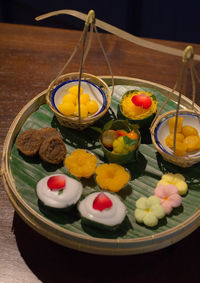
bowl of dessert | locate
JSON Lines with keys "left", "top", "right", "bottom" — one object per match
{"left": 117, "top": 90, "right": 158, "bottom": 128}
{"left": 46, "top": 72, "right": 111, "bottom": 130}
{"left": 151, "top": 109, "right": 200, "bottom": 167}
{"left": 100, "top": 119, "right": 141, "bottom": 165}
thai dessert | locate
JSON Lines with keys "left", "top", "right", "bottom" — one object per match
{"left": 101, "top": 128, "right": 139, "bottom": 155}
{"left": 134, "top": 195, "right": 165, "bottom": 227}
{"left": 154, "top": 184, "right": 182, "bottom": 215}
{"left": 39, "top": 136, "right": 67, "bottom": 164}
{"left": 95, "top": 163, "right": 130, "bottom": 192}
{"left": 16, "top": 127, "right": 67, "bottom": 164}
{"left": 157, "top": 173, "right": 188, "bottom": 195}
{"left": 78, "top": 192, "right": 126, "bottom": 230}
{"left": 100, "top": 120, "right": 141, "bottom": 164}
{"left": 58, "top": 85, "right": 99, "bottom": 118}
{"left": 39, "top": 127, "right": 62, "bottom": 141}
{"left": 165, "top": 116, "right": 200, "bottom": 156}
{"left": 118, "top": 90, "right": 158, "bottom": 127}
{"left": 16, "top": 128, "right": 42, "bottom": 156}
{"left": 36, "top": 174, "right": 83, "bottom": 210}
{"left": 64, "top": 149, "right": 98, "bottom": 178}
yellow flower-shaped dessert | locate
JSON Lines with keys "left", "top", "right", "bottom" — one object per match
{"left": 134, "top": 196, "right": 165, "bottom": 227}
{"left": 95, "top": 163, "right": 130, "bottom": 192}
{"left": 64, "top": 149, "right": 98, "bottom": 178}
{"left": 157, "top": 173, "right": 188, "bottom": 195}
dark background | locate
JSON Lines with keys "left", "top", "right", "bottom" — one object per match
{"left": 1, "top": 0, "right": 200, "bottom": 43}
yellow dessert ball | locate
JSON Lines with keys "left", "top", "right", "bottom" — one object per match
{"left": 182, "top": 125, "right": 199, "bottom": 137}
{"left": 58, "top": 102, "right": 75, "bottom": 116}
{"left": 80, "top": 93, "right": 90, "bottom": 104}
{"left": 75, "top": 104, "right": 88, "bottom": 118}
{"left": 62, "top": 93, "right": 76, "bottom": 104}
{"left": 68, "top": 85, "right": 83, "bottom": 96}
{"left": 76, "top": 93, "right": 90, "bottom": 105}
{"left": 169, "top": 116, "right": 183, "bottom": 133}
{"left": 87, "top": 100, "right": 99, "bottom": 115}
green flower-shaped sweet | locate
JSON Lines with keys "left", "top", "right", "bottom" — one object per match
{"left": 134, "top": 195, "right": 165, "bottom": 227}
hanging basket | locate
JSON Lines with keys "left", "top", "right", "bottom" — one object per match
{"left": 46, "top": 72, "right": 112, "bottom": 130}
{"left": 151, "top": 109, "right": 200, "bottom": 167}
{"left": 150, "top": 46, "right": 200, "bottom": 168}
{"left": 42, "top": 10, "right": 113, "bottom": 130}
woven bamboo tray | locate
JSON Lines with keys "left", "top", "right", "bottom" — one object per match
{"left": 2, "top": 76, "right": 200, "bottom": 256}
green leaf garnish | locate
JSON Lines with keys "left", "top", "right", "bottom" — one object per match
{"left": 123, "top": 136, "right": 138, "bottom": 146}
{"left": 90, "top": 126, "right": 103, "bottom": 134}
{"left": 103, "top": 119, "right": 113, "bottom": 131}
{"left": 58, "top": 189, "right": 64, "bottom": 195}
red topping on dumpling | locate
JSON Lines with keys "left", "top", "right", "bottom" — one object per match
{"left": 93, "top": 192, "right": 113, "bottom": 211}
{"left": 47, "top": 175, "right": 66, "bottom": 191}
{"left": 131, "top": 93, "right": 152, "bottom": 109}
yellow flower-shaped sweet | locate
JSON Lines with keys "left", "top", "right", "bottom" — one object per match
{"left": 95, "top": 163, "right": 130, "bottom": 192}
{"left": 64, "top": 149, "right": 98, "bottom": 178}
{"left": 157, "top": 173, "right": 188, "bottom": 195}
{"left": 134, "top": 196, "right": 165, "bottom": 227}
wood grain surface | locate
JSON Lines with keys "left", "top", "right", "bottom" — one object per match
{"left": 1, "top": 22, "right": 200, "bottom": 283}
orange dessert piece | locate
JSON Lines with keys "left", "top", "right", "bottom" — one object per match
{"left": 184, "top": 136, "right": 200, "bottom": 152}
{"left": 168, "top": 116, "right": 183, "bottom": 133}
{"left": 165, "top": 133, "right": 185, "bottom": 148}
{"left": 165, "top": 116, "right": 200, "bottom": 155}
{"left": 64, "top": 149, "right": 98, "bottom": 178}
{"left": 182, "top": 125, "right": 199, "bottom": 137}
{"left": 95, "top": 163, "right": 130, "bottom": 192}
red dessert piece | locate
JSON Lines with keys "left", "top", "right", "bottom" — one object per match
{"left": 116, "top": 130, "right": 127, "bottom": 136}
{"left": 131, "top": 93, "right": 152, "bottom": 109}
{"left": 93, "top": 192, "right": 113, "bottom": 211}
{"left": 47, "top": 175, "right": 66, "bottom": 191}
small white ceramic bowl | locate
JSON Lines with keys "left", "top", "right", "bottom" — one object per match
{"left": 155, "top": 112, "right": 200, "bottom": 158}
{"left": 46, "top": 73, "right": 111, "bottom": 130}
{"left": 51, "top": 79, "right": 107, "bottom": 118}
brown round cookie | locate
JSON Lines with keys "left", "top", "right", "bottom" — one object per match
{"left": 39, "top": 136, "right": 67, "bottom": 164}
{"left": 16, "top": 129, "right": 42, "bottom": 156}
{"left": 39, "top": 127, "right": 62, "bottom": 141}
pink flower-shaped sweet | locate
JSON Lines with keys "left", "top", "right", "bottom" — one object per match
{"left": 154, "top": 184, "right": 182, "bottom": 215}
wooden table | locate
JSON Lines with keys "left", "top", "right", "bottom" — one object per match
{"left": 1, "top": 22, "right": 200, "bottom": 282}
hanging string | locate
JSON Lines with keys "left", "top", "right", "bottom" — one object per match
{"left": 94, "top": 25, "right": 114, "bottom": 95}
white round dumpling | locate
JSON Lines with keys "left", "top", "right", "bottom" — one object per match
{"left": 36, "top": 174, "right": 83, "bottom": 209}
{"left": 78, "top": 192, "right": 126, "bottom": 227}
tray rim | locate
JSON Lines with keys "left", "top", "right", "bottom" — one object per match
{"left": 2, "top": 75, "right": 200, "bottom": 255}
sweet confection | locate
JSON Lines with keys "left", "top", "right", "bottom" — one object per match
{"left": 16, "top": 127, "right": 66, "bottom": 165}
{"left": 36, "top": 174, "right": 83, "bottom": 210}
{"left": 102, "top": 128, "right": 139, "bottom": 154}
{"left": 134, "top": 196, "right": 165, "bottom": 227}
{"left": 78, "top": 192, "right": 126, "bottom": 230}
{"left": 16, "top": 128, "right": 42, "bottom": 156}
{"left": 165, "top": 116, "right": 200, "bottom": 156}
{"left": 64, "top": 149, "right": 98, "bottom": 178}
{"left": 157, "top": 173, "right": 188, "bottom": 195}
{"left": 58, "top": 85, "right": 99, "bottom": 118}
{"left": 154, "top": 184, "right": 182, "bottom": 215}
{"left": 95, "top": 163, "right": 130, "bottom": 192}
{"left": 39, "top": 136, "right": 67, "bottom": 164}
{"left": 118, "top": 90, "right": 158, "bottom": 127}
{"left": 39, "top": 127, "right": 62, "bottom": 141}
{"left": 100, "top": 120, "right": 141, "bottom": 164}
{"left": 168, "top": 116, "right": 183, "bottom": 133}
